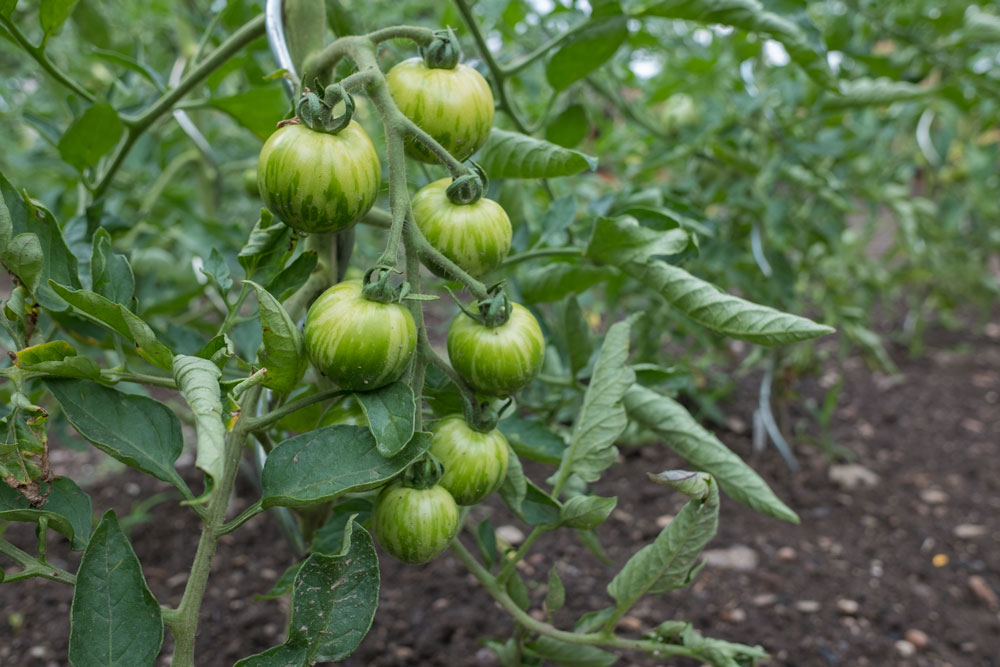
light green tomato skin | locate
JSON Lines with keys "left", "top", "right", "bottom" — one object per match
{"left": 447, "top": 303, "right": 545, "bottom": 397}
{"left": 411, "top": 178, "right": 512, "bottom": 279}
{"left": 303, "top": 280, "right": 416, "bottom": 391}
{"left": 429, "top": 415, "right": 509, "bottom": 506}
{"left": 373, "top": 483, "right": 459, "bottom": 564}
{"left": 257, "top": 122, "right": 381, "bottom": 233}
{"left": 386, "top": 58, "right": 495, "bottom": 163}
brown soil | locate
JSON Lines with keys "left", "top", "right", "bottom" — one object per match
{"left": 1, "top": 322, "right": 998, "bottom": 667}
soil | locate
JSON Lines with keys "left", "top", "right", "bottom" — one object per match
{"left": 1, "top": 320, "right": 998, "bottom": 667}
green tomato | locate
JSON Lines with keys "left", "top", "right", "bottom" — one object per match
{"left": 257, "top": 122, "right": 381, "bottom": 233}
{"left": 303, "top": 280, "right": 416, "bottom": 391}
{"left": 386, "top": 58, "right": 495, "bottom": 163}
{"left": 447, "top": 303, "right": 545, "bottom": 397}
{"left": 429, "top": 415, "right": 509, "bottom": 506}
{"left": 411, "top": 178, "right": 512, "bottom": 279}
{"left": 373, "top": 482, "right": 459, "bottom": 564}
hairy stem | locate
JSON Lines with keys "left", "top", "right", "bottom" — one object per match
{"left": 242, "top": 387, "right": 349, "bottom": 433}
{"left": 0, "top": 538, "right": 77, "bottom": 585}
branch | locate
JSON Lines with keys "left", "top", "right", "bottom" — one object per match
{"left": 242, "top": 387, "right": 349, "bottom": 433}
{"left": 0, "top": 14, "right": 96, "bottom": 102}
{"left": 0, "top": 538, "right": 77, "bottom": 586}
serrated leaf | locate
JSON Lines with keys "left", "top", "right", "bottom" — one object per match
{"left": 586, "top": 216, "right": 691, "bottom": 264}
{"left": 559, "top": 495, "right": 617, "bottom": 529}
{"left": 624, "top": 386, "right": 799, "bottom": 522}
{"left": 69, "top": 511, "right": 163, "bottom": 667}
{"left": 261, "top": 426, "right": 430, "bottom": 508}
{"left": 607, "top": 475, "right": 719, "bottom": 614}
{"left": 44, "top": 379, "right": 186, "bottom": 490}
{"left": 90, "top": 227, "right": 134, "bottom": 305}
{"left": 238, "top": 520, "right": 379, "bottom": 664}
{"left": 353, "top": 382, "right": 416, "bottom": 457}
{"left": 478, "top": 129, "right": 597, "bottom": 179}
{"left": 519, "top": 263, "right": 613, "bottom": 304}
{"left": 499, "top": 416, "right": 567, "bottom": 465}
{"left": 57, "top": 102, "right": 123, "bottom": 170}
{"left": 637, "top": 0, "right": 832, "bottom": 86}
{"left": 49, "top": 281, "right": 174, "bottom": 369}
{"left": 610, "top": 259, "right": 833, "bottom": 345}
{"left": 546, "top": 14, "right": 628, "bottom": 90}
{"left": 526, "top": 637, "right": 617, "bottom": 667}
{"left": 0, "top": 476, "right": 92, "bottom": 550}
{"left": 550, "top": 317, "right": 637, "bottom": 486}
{"left": 172, "top": 355, "right": 225, "bottom": 496}
{"left": 1, "top": 173, "right": 80, "bottom": 310}
{"left": 249, "top": 281, "right": 306, "bottom": 394}
{"left": 208, "top": 87, "right": 290, "bottom": 140}
{"left": 1, "top": 232, "right": 43, "bottom": 294}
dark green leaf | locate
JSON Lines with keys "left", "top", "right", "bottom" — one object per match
{"left": 0, "top": 477, "right": 92, "bottom": 550}
{"left": 44, "top": 379, "right": 186, "bottom": 490}
{"left": 479, "top": 129, "right": 598, "bottom": 179}
{"left": 546, "top": 15, "right": 628, "bottom": 90}
{"left": 311, "top": 498, "right": 373, "bottom": 555}
{"left": 545, "top": 566, "right": 565, "bottom": 614}
{"left": 40, "top": 0, "right": 78, "bottom": 36}
{"left": 208, "top": 87, "right": 290, "bottom": 140}
{"left": 250, "top": 282, "right": 306, "bottom": 394}
{"left": 506, "top": 570, "right": 531, "bottom": 611}
{"left": 261, "top": 426, "right": 431, "bottom": 508}
{"left": 238, "top": 209, "right": 291, "bottom": 279}
{"left": 57, "top": 102, "right": 123, "bottom": 170}
{"left": 526, "top": 637, "right": 617, "bottom": 667}
{"left": 354, "top": 382, "right": 416, "bottom": 458}
{"left": 1, "top": 233, "right": 43, "bottom": 294}
{"left": 90, "top": 49, "right": 164, "bottom": 90}
{"left": 574, "top": 607, "right": 615, "bottom": 633}
{"left": 265, "top": 250, "right": 317, "bottom": 302}
{"left": 69, "top": 511, "right": 163, "bottom": 667}
{"left": 562, "top": 296, "right": 593, "bottom": 377}
{"left": 202, "top": 248, "right": 233, "bottom": 294}
{"left": 624, "top": 386, "right": 799, "bottom": 522}
{"left": 476, "top": 518, "right": 497, "bottom": 569}
{"left": 545, "top": 104, "right": 589, "bottom": 148}
{"left": 519, "top": 263, "right": 614, "bottom": 304}
{"left": 90, "top": 228, "right": 134, "bottom": 305}
{"left": 499, "top": 416, "right": 566, "bottom": 465}
{"left": 559, "top": 495, "right": 617, "bottom": 529}
{"left": 587, "top": 217, "right": 691, "bottom": 264}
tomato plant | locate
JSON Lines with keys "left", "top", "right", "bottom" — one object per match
{"left": 1, "top": 0, "right": 996, "bottom": 665}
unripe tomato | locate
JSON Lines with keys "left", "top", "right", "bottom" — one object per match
{"left": 447, "top": 303, "right": 545, "bottom": 396}
{"left": 429, "top": 415, "right": 509, "bottom": 505}
{"left": 373, "top": 481, "right": 459, "bottom": 564}
{"left": 411, "top": 178, "right": 512, "bottom": 278}
{"left": 257, "top": 122, "right": 380, "bottom": 233}
{"left": 303, "top": 280, "right": 416, "bottom": 391}
{"left": 385, "top": 58, "right": 495, "bottom": 163}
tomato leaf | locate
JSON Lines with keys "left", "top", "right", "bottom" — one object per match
{"left": 624, "top": 385, "right": 799, "bottom": 522}
{"left": 260, "top": 426, "right": 431, "bottom": 508}
{"left": 172, "top": 355, "right": 226, "bottom": 499}
{"left": 353, "top": 381, "right": 416, "bottom": 458}
{"left": 606, "top": 474, "right": 718, "bottom": 616}
{"left": 822, "top": 77, "right": 930, "bottom": 110}
{"left": 561, "top": 296, "right": 593, "bottom": 378}
{"left": 249, "top": 281, "right": 306, "bottom": 395}
{"left": 311, "top": 497, "right": 373, "bottom": 555}
{"left": 545, "top": 104, "right": 590, "bottom": 148}
{"left": 476, "top": 518, "right": 498, "bottom": 569}
{"left": 208, "top": 87, "right": 290, "bottom": 140}
{"left": 14, "top": 340, "right": 103, "bottom": 381}
{"left": 550, "top": 316, "right": 637, "bottom": 486}
{"left": 57, "top": 102, "right": 124, "bottom": 171}
{"left": 525, "top": 637, "right": 617, "bottom": 667}
{"left": 518, "top": 263, "right": 615, "bottom": 304}
{"left": 1, "top": 233, "right": 43, "bottom": 295}
{"left": 90, "top": 227, "right": 134, "bottom": 305}
{"left": 0, "top": 476, "right": 93, "bottom": 550}
{"left": 498, "top": 416, "right": 566, "bottom": 465}
{"left": 586, "top": 217, "right": 692, "bottom": 264}
{"left": 69, "top": 511, "right": 163, "bottom": 667}
{"left": 559, "top": 495, "right": 617, "bottom": 530}
{"left": 265, "top": 250, "right": 317, "bottom": 302}
{"left": 546, "top": 14, "right": 628, "bottom": 91}
{"left": 40, "top": 0, "right": 78, "bottom": 38}
{"left": 478, "top": 129, "right": 598, "bottom": 179}
{"left": 238, "top": 209, "right": 292, "bottom": 280}
{"left": 44, "top": 379, "right": 187, "bottom": 492}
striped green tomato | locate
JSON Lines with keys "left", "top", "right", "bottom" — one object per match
{"left": 447, "top": 303, "right": 545, "bottom": 397}
{"left": 257, "top": 122, "right": 380, "bottom": 233}
{"left": 411, "top": 178, "right": 512, "bottom": 278}
{"left": 429, "top": 415, "right": 509, "bottom": 506}
{"left": 303, "top": 280, "right": 416, "bottom": 391}
{"left": 386, "top": 58, "right": 494, "bottom": 163}
{"left": 373, "top": 482, "right": 459, "bottom": 564}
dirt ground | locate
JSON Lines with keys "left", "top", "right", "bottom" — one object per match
{"left": 1, "top": 320, "right": 998, "bottom": 667}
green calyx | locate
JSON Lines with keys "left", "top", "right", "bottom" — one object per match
{"left": 361, "top": 266, "right": 401, "bottom": 304}
{"left": 477, "top": 285, "right": 512, "bottom": 328}
{"left": 402, "top": 454, "right": 444, "bottom": 489}
{"left": 421, "top": 28, "right": 461, "bottom": 70}
{"left": 459, "top": 394, "right": 508, "bottom": 434}
{"left": 445, "top": 162, "right": 489, "bottom": 205}
{"left": 296, "top": 83, "right": 355, "bottom": 134}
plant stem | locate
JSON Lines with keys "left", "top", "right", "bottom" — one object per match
{"left": 216, "top": 501, "right": 264, "bottom": 537}
{"left": 242, "top": 387, "right": 348, "bottom": 433}
{"left": 495, "top": 526, "right": 547, "bottom": 585}
{"left": 449, "top": 538, "right": 696, "bottom": 658}
{"left": 367, "top": 25, "right": 435, "bottom": 45}
{"left": 503, "top": 247, "right": 583, "bottom": 267}
{"left": 0, "top": 538, "right": 77, "bottom": 585}
{"left": 217, "top": 282, "right": 252, "bottom": 337}
{"left": 0, "top": 15, "right": 96, "bottom": 102}
{"left": 93, "top": 14, "right": 266, "bottom": 198}
{"left": 168, "top": 384, "right": 262, "bottom": 667}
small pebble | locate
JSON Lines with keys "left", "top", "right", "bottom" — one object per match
{"left": 496, "top": 525, "right": 525, "bottom": 545}
{"left": 954, "top": 524, "right": 987, "bottom": 539}
{"left": 919, "top": 488, "right": 948, "bottom": 504}
{"left": 752, "top": 593, "right": 778, "bottom": 607}
{"left": 776, "top": 546, "right": 797, "bottom": 562}
{"left": 721, "top": 607, "right": 747, "bottom": 623}
{"left": 29, "top": 647, "right": 47, "bottom": 659}
{"left": 836, "top": 599, "right": 859, "bottom": 615}
{"left": 795, "top": 600, "right": 820, "bottom": 613}
{"left": 968, "top": 575, "right": 998, "bottom": 609}
{"left": 905, "top": 629, "right": 929, "bottom": 649}
{"left": 895, "top": 640, "right": 916, "bottom": 657}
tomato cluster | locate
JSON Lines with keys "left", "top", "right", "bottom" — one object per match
{"left": 256, "top": 36, "right": 545, "bottom": 565}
